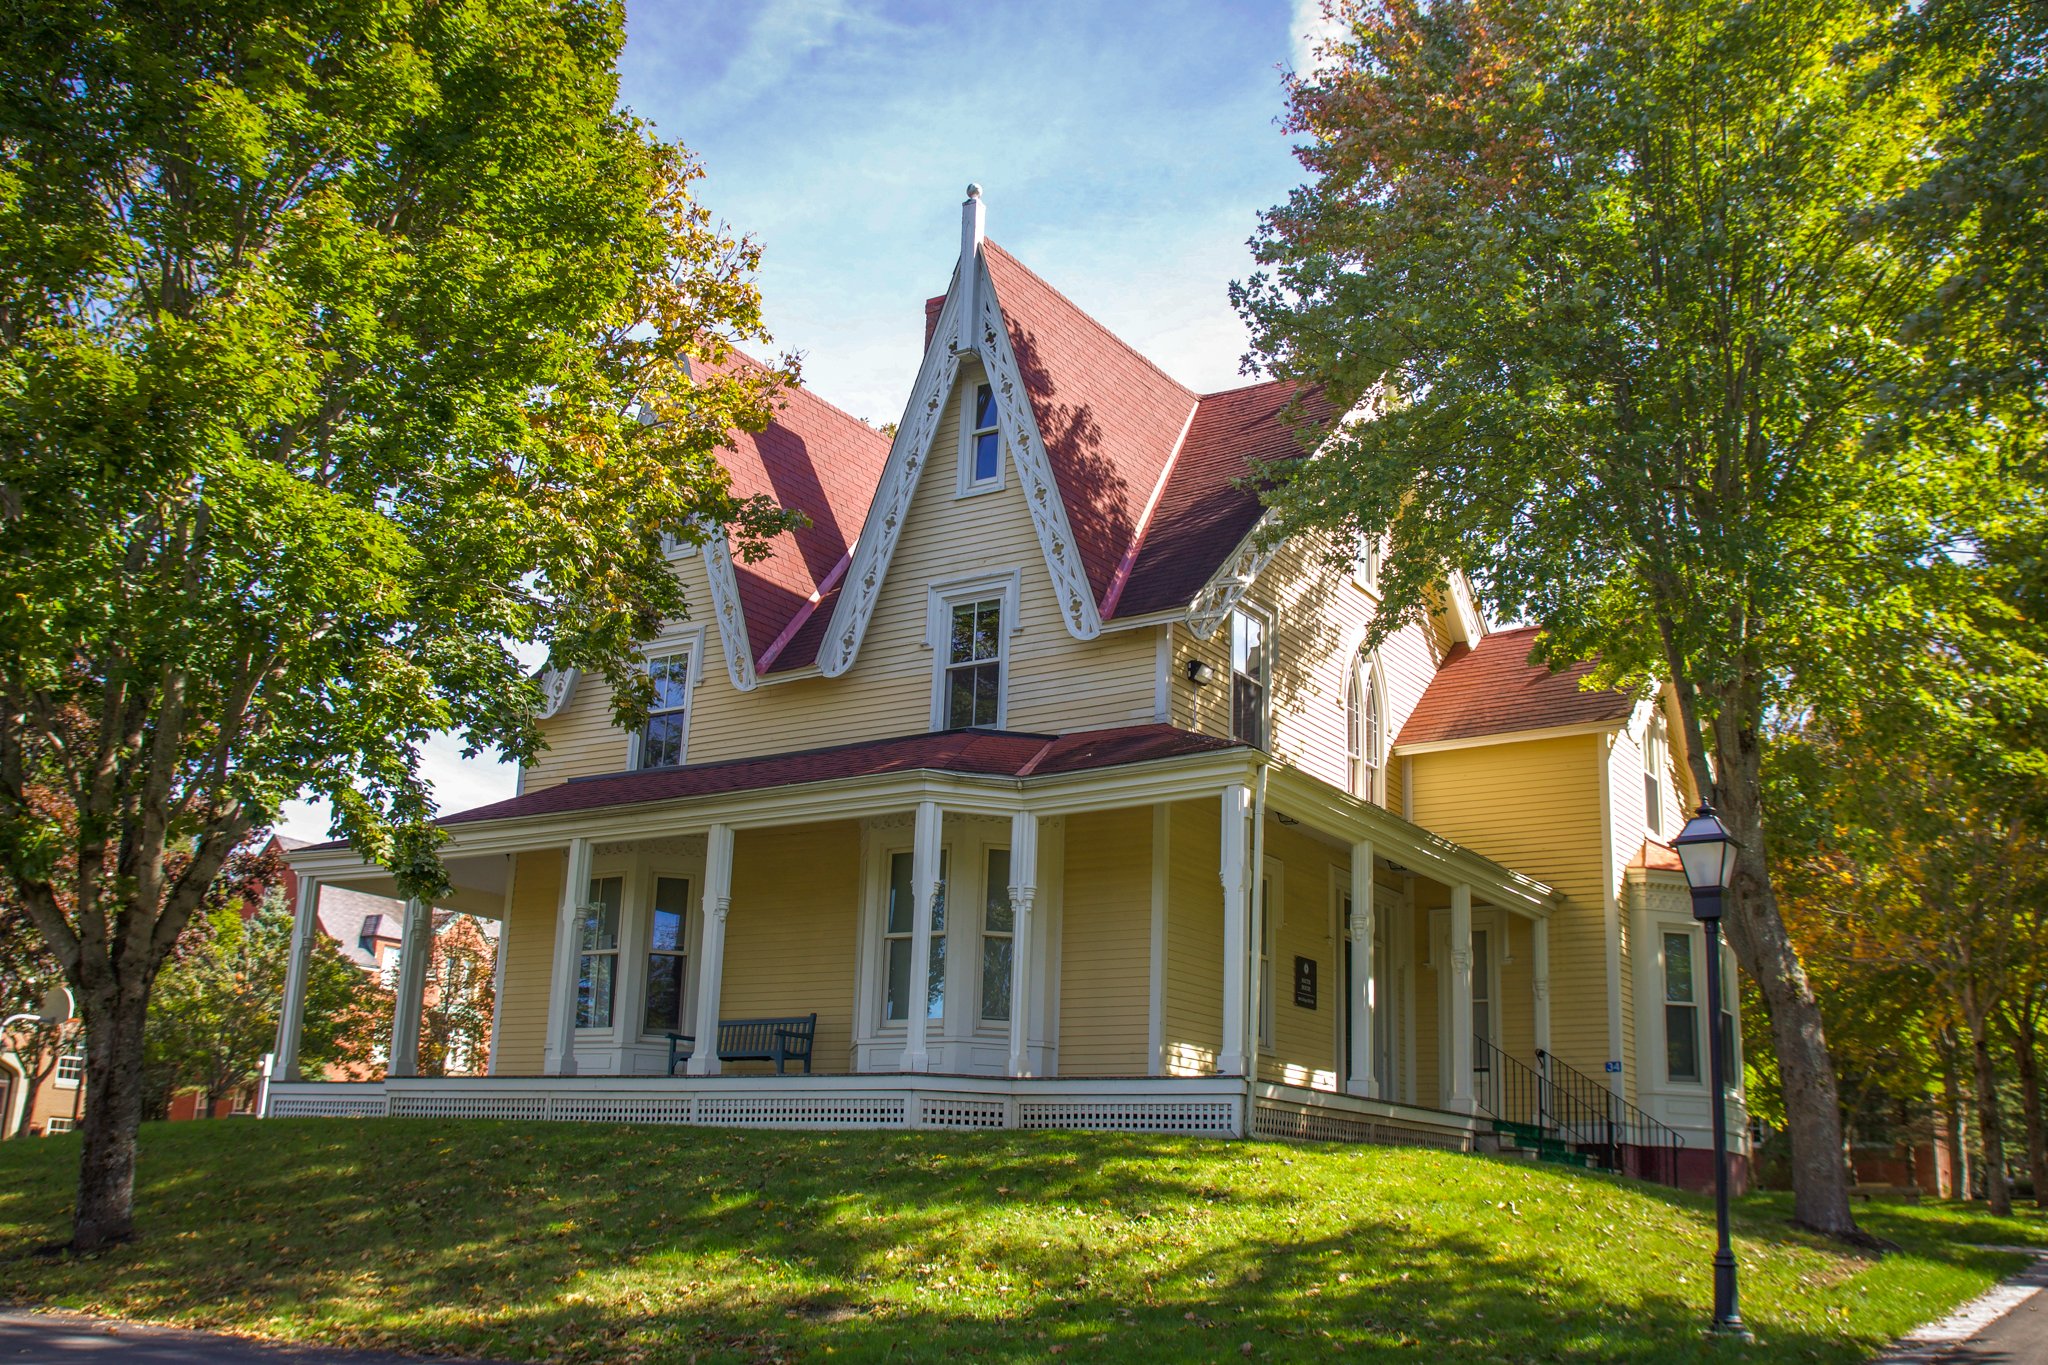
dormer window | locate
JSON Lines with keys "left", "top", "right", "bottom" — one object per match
{"left": 959, "top": 383, "right": 1003, "bottom": 494}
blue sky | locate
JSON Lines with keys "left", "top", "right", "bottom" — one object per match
{"left": 276, "top": 0, "right": 1331, "bottom": 841}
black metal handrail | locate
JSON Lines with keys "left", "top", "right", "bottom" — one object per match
{"left": 1537, "top": 1047, "right": 1686, "bottom": 1186}
{"left": 1471, "top": 1034, "right": 1548, "bottom": 1132}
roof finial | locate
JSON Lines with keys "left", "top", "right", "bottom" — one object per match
{"left": 957, "top": 184, "right": 987, "bottom": 344}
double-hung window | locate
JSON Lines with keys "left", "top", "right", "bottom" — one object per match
{"left": 980, "top": 848, "right": 1014, "bottom": 1022}
{"left": 643, "top": 876, "right": 692, "bottom": 1036}
{"left": 638, "top": 646, "right": 692, "bottom": 769}
{"left": 1643, "top": 712, "right": 1669, "bottom": 836}
{"left": 930, "top": 578, "right": 1016, "bottom": 731}
{"left": 54, "top": 1052, "right": 83, "bottom": 1085}
{"left": 1664, "top": 930, "right": 1700, "bottom": 1083}
{"left": 576, "top": 876, "right": 623, "bottom": 1030}
{"left": 882, "top": 851, "right": 948, "bottom": 1023}
{"left": 961, "top": 383, "right": 1003, "bottom": 493}
{"left": 1346, "top": 653, "right": 1384, "bottom": 800}
{"left": 1230, "top": 609, "right": 1269, "bottom": 749}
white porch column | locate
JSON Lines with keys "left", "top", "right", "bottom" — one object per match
{"left": 1218, "top": 784, "right": 1252, "bottom": 1077}
{"left": 387, "top": 897, "right": 433, "bottom": 1078}
{"left": 1447, "top": 883, "right": 1476, "bottom": 1112}
{"left": 544, "top": 837, "right": 594, "bottom": 1076}
{"left": 686, "top": 823, "right": 736, "bottom": 1077}
{"left": 271, "top": 875, "right": 321, "bottom": 1082}
{"left": 902, "top": 800, "right": 943, "bottom": 1074}
{"left": 1346, "top": 842, "right": 1377, "bottom": 1099}
{"left": 1532, "top": 915, "right": 1552, "bottom": 1059}
{"left": 1006, "top": 809, "right": 1039, "bottom": 1077}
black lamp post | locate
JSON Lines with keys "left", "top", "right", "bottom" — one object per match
{"left": 1671, "top": 803, "right": 1751, "bottom": 1341}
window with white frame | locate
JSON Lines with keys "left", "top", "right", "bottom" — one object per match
{"left": 637, "top": 645, "right": 692, "bottom": 769}
{"left": 54, "top": 1052, "right": 83, "bottom": 1085}
{"left": 1471, "top": 929, "right": 1493, "bottom": 1069}
{"left": 979, "top": 848, "right": 1013, "bottom": 1022}
{"left": 882, "top": 851, "right": 948, "bottom": 1024}
{"left": 938, "top": 594, "right": 1005, "bottom": 729}
{"left": 576, "top": 876, "right": 623, "bottom": 1030}
{"left": 1346, "top": 652, "right": 1385, "bottom": 800}
{"left": 642, "top": 876, "right": 692, "bottom": 1036}
{"left": 1663, "top": 930, "right": 1700, "bottom": 1083}
{"left": 1643, "top": 711, "right": 1670, "bottom": 836}
{"left": 1352, "top": 532, "right": 1382, "bottom": 593}
{"left": 44, "top": 1117, "right": 73, "bottom": 1134}
{"left": 960, "top": 383, "right": 1003, "bottom": 493}
{"left": 1231, "top": 608, "right": 1268, "bottom": 748}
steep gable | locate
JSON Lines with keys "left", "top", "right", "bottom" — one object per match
{"left": 701, "top": 354, "right": 892, "bottom": 682}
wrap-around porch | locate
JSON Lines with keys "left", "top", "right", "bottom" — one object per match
{"left": 268, "top": 734, "right": 1563, "bottom": 1146}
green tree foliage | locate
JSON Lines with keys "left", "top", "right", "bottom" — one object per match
{"left": 146, "top": 884, "right": 383, "bottom": 1118}
{"left": 1234, "top": 0, "right": 2026, "bottom": 1235}
{"left": 0, "top": 1, "right": 794, "bottom": 1247}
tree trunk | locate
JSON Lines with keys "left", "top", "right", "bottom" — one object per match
{"left": 2010, "top": 1013, "right": 2046, "bottom": 1210}
{"left": 1939, "top": 1025, "right": 1969, "bottom": 1200}
{"left": 1964, "top": 989, "right": 2011, "bottom": 1216}
{"left": 72, "top": 982, "right": 151, "bottom": 1249}
{"left": 1706, "top": 692, "right": 1858, "bottom": 1237}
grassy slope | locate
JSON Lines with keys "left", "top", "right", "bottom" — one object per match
{"left": 0, "top": 1121, "right": 2040, "bottom": 1363}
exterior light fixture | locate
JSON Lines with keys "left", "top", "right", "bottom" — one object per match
{"left": 1669, "top": 802, "right": 1751, "bottom": 1341}
{"left": 1185, "top": 659, "right": 1216, "bottom": 686}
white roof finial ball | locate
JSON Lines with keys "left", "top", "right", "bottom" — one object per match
{"left": 966, "top": 183, "right": 982, "bottom": 199}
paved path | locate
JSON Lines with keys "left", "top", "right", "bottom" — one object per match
{"left": 0, "top": 1311, "right": 480, "bottom": 1363}
{"left": 1874, "top": 1251, "right": 2048, "bottom": 1364}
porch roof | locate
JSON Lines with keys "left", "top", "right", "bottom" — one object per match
{"left": 298, "top": 725, "right": 1244, "bottom": 850}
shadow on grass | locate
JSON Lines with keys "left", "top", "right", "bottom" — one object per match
{"left": 0, "top": 1120, "right": 2026, "bottom": 1364}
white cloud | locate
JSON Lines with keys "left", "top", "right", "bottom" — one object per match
{"left": 1290, "top": 0, "right": 1348, "bottom": 77}
{"left": 270, "top": 733, "right": 519, "bottom": 844}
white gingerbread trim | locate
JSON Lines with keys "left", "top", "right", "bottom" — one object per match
{"left": 818, "top": 253, "right": 1104, "bottom": 677}
{"left": 971, "top": 269, "right": 1103, "bottom": 640}
{"left": 534, "top": 668, "right": 580, "bottom": 720}
{"left": 817, "top": 286, "right": 967, "bottom": 677}
{"left": 699, "top": 537, "right": 758, "bottom": 692}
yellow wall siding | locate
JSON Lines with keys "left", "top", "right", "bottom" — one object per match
{"left": 1257, "top": 820, "right": 1341, "bottom": 1091}
{"left": 1163, "top": 799, "right": 1225, "bottom": 1075}
{"left": 1408, "top": 735, "right": 1611, "bottom": 1080}
{"left": 495, "top": 849, "right": 563, "bottom": 1076}
{"left": 1604, "top": 728, "right": 1643, "bottom": 1093}
{"left": 1167, "top": 539, "right": 1439, "bottom": 810}
{"left": 1056, "top": 807, "right": 1153, "bottom": 1076}
{"left": 719, "top": 821, "right": 862, "bottom": 1075}
{"left": 521, "top": 357, "right": 1163, "bottom": 793}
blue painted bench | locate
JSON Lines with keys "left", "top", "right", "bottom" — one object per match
{"left": 666, "top": 1013, "right": 817, "bottom": 1076}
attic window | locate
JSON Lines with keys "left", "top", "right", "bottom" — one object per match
{"left": 928, "top": 573, "right": 1019, "bottom": 730}
{"left": 959, "top": 383, "right": 1003, "bottom": 494}
{"left": 635, "top": 641, "right": 695, "bottom": 769}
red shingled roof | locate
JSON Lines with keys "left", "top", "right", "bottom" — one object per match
{"left": 421, "top": 724, "right": 1242, "bottom": 830}
{"left": 1109, "top": 378, "right": 1325, "bottom": 619}
{"left": 708, "top": 353, "right": 892, "bottom": 675}
{"left": 1394, "top": 626, "right": 1634, "bottom": 748}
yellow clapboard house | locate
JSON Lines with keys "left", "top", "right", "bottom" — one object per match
{"left": 272, "top": 191, "right": 1747, "bottom": 1188}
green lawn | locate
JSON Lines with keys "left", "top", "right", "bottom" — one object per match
{"left": 0, "top": 1121, "right": 2040, "bottom": 1363}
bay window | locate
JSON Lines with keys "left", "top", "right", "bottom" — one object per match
{"left": 883, "top": 850, "right": 948, "bottom": 1023}
{"left": 642, "top": 876, "right": 692, "bottom": 1036}
{"left": 979, "top": 848, "right": 1014, "bottom": 1022}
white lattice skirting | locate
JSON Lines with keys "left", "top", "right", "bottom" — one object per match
{"left": 265, "top": 1078, "right": 1248, "bottom": 1136}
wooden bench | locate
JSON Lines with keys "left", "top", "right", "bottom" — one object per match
{"left": 666, "top": 1014, "right": 817, "bottom": 1076}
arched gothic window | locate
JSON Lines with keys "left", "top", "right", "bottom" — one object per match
{"left": 1346, "top": 652, "right": 1385, "bottom": 800}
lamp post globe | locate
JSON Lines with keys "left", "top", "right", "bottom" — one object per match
{"left": 1670, "top": 802, "right": 1750, "bottom": 1340}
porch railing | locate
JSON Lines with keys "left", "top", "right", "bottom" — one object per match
{"left": 1537, "top": 1047, "right": 1686, "bottom": 1187}
{"left": 1471, "top": 1034, "right": 1547, "bottom": 1133}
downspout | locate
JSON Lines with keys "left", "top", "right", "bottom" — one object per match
{"left": 1245, "top": 758, "right": 1270, "bottom": 1129}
